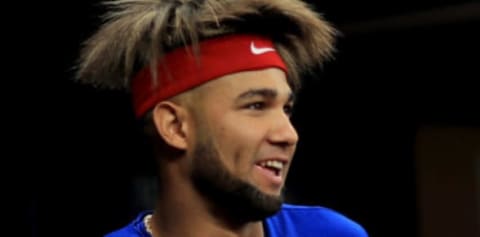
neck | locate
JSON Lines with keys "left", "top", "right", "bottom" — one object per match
{"left": 149, "top": 162, "right": 265, "bottom": 237}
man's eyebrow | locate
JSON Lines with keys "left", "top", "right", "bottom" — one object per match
{"left": 236, "top": 88, "right": 295, "bottom": 103}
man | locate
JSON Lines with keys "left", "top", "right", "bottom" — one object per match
{"left": 76, "top": 0, "right": 368, "bottom": 236}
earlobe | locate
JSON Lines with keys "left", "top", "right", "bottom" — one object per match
{"left": 152, "top": 101, "right": 188, "bottom": 150}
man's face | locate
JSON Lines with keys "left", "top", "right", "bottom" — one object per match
{"left": 189, "top": 68, "right": 298, "bottom": 220}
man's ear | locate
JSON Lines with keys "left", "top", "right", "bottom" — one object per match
{"left": 152, "top": 101, "right": 189, "bottom": 150}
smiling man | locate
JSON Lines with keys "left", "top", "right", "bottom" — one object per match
{"left": 188, "top": 68, "right": 296, "bottom": 222}
{"left": 75, "top": 0, "right": 368, "bottom": 236}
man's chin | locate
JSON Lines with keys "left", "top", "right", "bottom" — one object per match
{"left": 243, "top": 187, "right": 284, "bottom": 219}
{"left": 191, "top": 139, "right": 284, "bottom": 221}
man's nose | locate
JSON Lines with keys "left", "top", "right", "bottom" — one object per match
{"left": 267, "top": 112, "right": 299, "bottom": 148}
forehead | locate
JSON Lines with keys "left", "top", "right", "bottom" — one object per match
{"left": 198, "top": 68, "right": 291, "bottom": 98}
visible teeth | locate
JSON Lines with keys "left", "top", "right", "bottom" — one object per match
{"left": 260, "top": 160, "right": 284, "bottom": 170}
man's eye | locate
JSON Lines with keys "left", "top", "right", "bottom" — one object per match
{"left": 246, "top": 102, "right": 265, "bottom": 110}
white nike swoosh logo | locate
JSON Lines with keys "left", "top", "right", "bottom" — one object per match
{"left": 250, "top": 42, "right": 275, "bottom": 55}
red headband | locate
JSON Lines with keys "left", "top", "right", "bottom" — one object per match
{"left": 131, "top": 34, "right": 287, "bottom": 118}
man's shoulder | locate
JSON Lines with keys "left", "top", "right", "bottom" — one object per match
{"left": 265, "top": 204, "right": 368, "bottom": 237}
{"left": 105, "top": 227, "right": 141, "bottom": 237}
{"left": 104, "top": 211, "right": 151, "bottom": 237}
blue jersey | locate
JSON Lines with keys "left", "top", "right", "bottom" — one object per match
{"left": 106, "top": 204, "right": 368, "bottom": 237}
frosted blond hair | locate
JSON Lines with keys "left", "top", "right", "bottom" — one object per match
{"left": 75, "top": 0, "right": 338, "bottom": 92}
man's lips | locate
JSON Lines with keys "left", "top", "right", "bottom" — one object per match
{"left": 256, "top": 159, "right": 287, "bottom": 176}
{"left": 254, "top": 158, "right": 289, "bottom": 187}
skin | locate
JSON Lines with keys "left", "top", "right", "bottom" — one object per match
{"left": 191, "top": 67, "right": 298, "bottom": 195}
{"left": 150, "top": 67, "right": 299, "bottom": 237}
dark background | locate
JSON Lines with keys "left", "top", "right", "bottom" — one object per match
{"left": 19, "top": 1, "right": 479, "bottom": 237}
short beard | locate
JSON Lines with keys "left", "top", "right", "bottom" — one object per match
{"left": 191, "top": 138, "right": 283, "bottom": 223}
